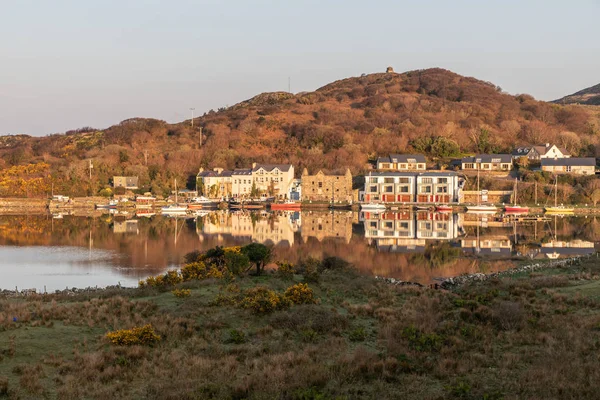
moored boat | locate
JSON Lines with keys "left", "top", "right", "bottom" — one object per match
{"left": 161, "top": 179, "right": 188, "bottom": 214}
{"left": 95, "top": 200, "right": 118, "bottom": 210}
{"left": 466, "top": 204, "right": 498, "bottom": 214}
{"left": 270, "top": 201, "right": 301, "bottom": 211}
{"left": 504, "top": 178, "right": 529, "bottom": 214}
{"left": 544, "top": 178, "right": 574, "bottom": 214}
{"left": 435, "top": 204, "right": 453, "bottom": 212}
{"left": 360, "top": 202, "right": 386, "bottom": 212}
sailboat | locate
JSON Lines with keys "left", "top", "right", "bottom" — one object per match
{"left": 162, "top": 179, "right": 188, "bottom": 215}
{"left": 505, "top": 178, "right": 529, "bottom": 214}
{"left": 544, "top": 178, "right": 574, "bottom": 214}
{"left": 467, "top": 169, "right": 498, "bottom": 213}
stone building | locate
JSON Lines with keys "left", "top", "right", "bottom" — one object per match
{"left": 301, "top": 168, "right": 353, "bottom": 204}
{"left": 300, "top": 211, "right": 353, "bottom": 244}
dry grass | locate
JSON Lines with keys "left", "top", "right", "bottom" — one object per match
{"left": 2, "top": 257, "right": 600, "bottom": 399}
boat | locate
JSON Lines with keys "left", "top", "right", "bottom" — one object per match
{"left": 243, "top": 201, "right": 265, "bottom": 210}
{"left": 360, "top": 203, "right": 386, "bottom": 211}
{"left": 545, "top": 178, "right": 574, "bottom": 214}
{"left": 505, "top": 178, "right": 529, "bottom": 214}
{"left": 435, "top": 204, "right": 453, "bottom": 212}
{"left": 466, "top": 170, "right": 498, "bottom": 214}
{"left": 270, "top": 201, "right": 302, "bottom": 211}
{"left": 95, "top": 200, "right": 118, "bottom": 210}
{"left": 415, "top": 205, "right": 434, "bottom": 211}
{"left": 188, "top": 196, "right": 218, "bottom": 210}
{"left": 162, "top": 179, "right": 188, "bottom": 215}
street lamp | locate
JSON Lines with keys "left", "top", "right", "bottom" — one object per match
{"left": 189, "top": 108, "right": 195, "bottom": 127}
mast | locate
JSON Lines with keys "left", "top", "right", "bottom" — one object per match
{"left": 477, "top": 169, "right": 480, "bottom": 205}
{"left": 513, "top": 178, "right": 517, "bottom": 206}
{"left": 554, "top": 178, "right": 557, "bottom": 207}
{"left": 175, "top": 179, "right": 178, "bottom": 204}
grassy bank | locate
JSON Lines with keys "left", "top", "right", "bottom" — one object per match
{"left": 2, "top": 254, "right": 600, "bottom": 399}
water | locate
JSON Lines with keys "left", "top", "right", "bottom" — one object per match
{"left": 0, "top": 211, "right": 597, "bottom": 291}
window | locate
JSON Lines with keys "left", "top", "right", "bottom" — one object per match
{"left": 368, "top": 177, "right": 378, "bottom": 183}
{"left": 384, "top": 222, "right": 393, "bottom": 229}
{"left": 422, "top": 178, "right": 433, "bottom": 184}
{"left": 370, "top": 221, "right": 377, "bottom": 228}
{"left": 318, "top": 182, "right": 323, "bottom": 188}
{"left": 400, "top": 163, "right": 407, "bottom": 169}
{"left": 399, "top": 222, "right": 409, "bottom": 229}
{"left": 384, "top": 178, "right": 394, "bottom": 183}
{"left": 566, "top": 166, "right": 572, "bottom": 172}
{"left": 421, "top": 185, "right": 432, "bottom": 193}
{"left": 437, "top": 186, "right": 448, "bottom": 193}
{"left": 399, "top": 177, "right": 410, "bottom": 184}
{"left": 399, "top": 185, "right": 409, "bottom": 193}
{"left": 384, "top": 186, "right": 393, "bottom": 193}
{"left": 369, "top": 185, "right": 378, "bottom": 192}
{"left": 438, "top": 178, "right": 447, "bottom": 183}
{"left": 464, "top": 163, "right": 474, "bottom": 169}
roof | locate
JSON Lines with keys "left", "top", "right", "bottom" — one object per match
{"left": 377, "top": 154, "right": 427, "bottom": 164}
{"left": 511, "top": 147, "right": 532, "bottom": 156}
{"left": 532, "top": 144, "right": 570, "bottom": 156}
{"left": 232, "top": 168, "right": 252, "bottom": 176}
{"left": 461, "top": 154, "right": 513, "bottom": 164}
{"left": 366, "top": 171, "right": 457, "bottom": 177}
{"left": 197, "top": 169, "right": 233, "bottom": 178}
{"left": 252, "top": 164, "right": 293, "bottom": 172}
{"left": 540, "top": 157, "right": 596, "bottom": 167}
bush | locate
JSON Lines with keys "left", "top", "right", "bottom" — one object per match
{"left": 0, "top": 376, "right": 8, "bottom": 396}
{"left": 297, "top": 257, "right": 321, "bottom": 283}
{"left": 349, "top": 327, "right": 367, "bottom": 342}
{"left": 106, "top": 325, "right": 161, "bottom": 346}
{"left": 276, "top": 262, "right": 296, "bottom": 280}
{"left": 284, "top": 283, "right": 318, "bottom": 305}
{"left": 240, "top": 286, "right": 290, "bottom": 314}
{"left": 224, "top": 250, "right": 250, "bottom": 275}
{"left": 225, "top": 329, "right": 246, "bottom": 344}
{"left": 172, "top": 289, "right": 191, "bottom": 298}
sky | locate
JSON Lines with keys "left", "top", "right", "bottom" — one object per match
{"left": 1, "top": 0, "right": 599, "bottom": 136}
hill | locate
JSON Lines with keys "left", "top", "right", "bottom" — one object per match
{"left": 1, "top": 68, "right": 599, "bottom": 197}
{"left": 554, "top": 82, "right": 600, "bottom": 105}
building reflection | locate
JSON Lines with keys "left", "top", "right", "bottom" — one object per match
{"left": 300, "top": 211, "right": 353, "bottom": 244}
{"left": 196, "top": 211, "right": 300, "bottom": 246}
{"left": 362, "top": 211, "right": 460, "bottom": 253}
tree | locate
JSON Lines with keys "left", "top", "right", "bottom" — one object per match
{"left": 431, "top": 137, "right": 460, "bottom": 158}
{"left": 242, "top": 243, "right": 272, "bottom": 275}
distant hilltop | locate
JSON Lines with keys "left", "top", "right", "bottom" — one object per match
{"left": 553, "top": 82, "right": 600, "bottom": 105}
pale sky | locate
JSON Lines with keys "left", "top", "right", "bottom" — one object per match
{"left": 1, "top": 0, "right": 599, "bottom": 136}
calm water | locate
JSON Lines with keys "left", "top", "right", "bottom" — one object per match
{"left": 0, "top": 211, "right": 598, "bottom": 291}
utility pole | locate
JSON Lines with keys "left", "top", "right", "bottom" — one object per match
{"left": 144, "top": 150, "right": 148, "bottom": 166}
{"left": 88, "top": 159, "right": 93, "bottom": 180}
{"left": 190, "top": 108, "right": 195, "bottom": 127}
{"left": 288, "top": 77, "right": 291, "bottom": 93}
{"left": 199, "top": 127, "right": 203, "bottom": 148}
{"left": 534, "top": 181, "right": 537, "bottom": 205}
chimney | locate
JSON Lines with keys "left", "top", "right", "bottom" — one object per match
{"left": 214, "top": 167, "right": 223, "bottom": 174}
{"left": 252, "top": 162, "right": 257, "bottom": 169}
{"left": 545, "top": 143, "right": 550, "bottom": 148}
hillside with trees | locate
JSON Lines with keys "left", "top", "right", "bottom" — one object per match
{"left": 1, "top": 68, "right": 600, "bottom": 197}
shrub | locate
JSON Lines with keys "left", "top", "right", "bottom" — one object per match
{"left": 284, "top": 283, "right": 317, "bottom": 305}
{"left": 276, "top": 262, "right": 296, "bottom": 280}
{"left": 225, "top": 329, "right": 246, "bottom": 344}
{"left": 224, "top": 250, "right": 250, "bottom": 275}
{"left": 401, "top": 325, "right": 443, "bottom": 352}
{"left": 106, "top": 324, "right": 161, "bottom": 346}
{"left": 349, "top": 327, "right": 367, "bottom": 342}
{"left": 297, "top": 257, "right": 321, "bottom": 283}
{"left": 172, "top": 289, "right": 191, "bottom": 298}
{"left": 240, "top": 286, "right": 290, "bottom": 314}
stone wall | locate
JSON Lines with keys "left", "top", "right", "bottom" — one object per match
{"left": 301, "top": 169, "right": 353, "bottom": 203}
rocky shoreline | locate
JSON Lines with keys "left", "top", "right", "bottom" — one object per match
{"left": 0, "top": 284, "right": 134, "bottom": 298}
{"left": 376, "top": 253, "right": 596, "bottom": 290}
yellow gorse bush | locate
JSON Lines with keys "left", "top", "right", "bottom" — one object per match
{"left": 172, "top": 289, "right": 191, "bottom": 298}
{"left": 284, "top": 283, "right": 318, "bottom": 305}
{"left": 105, "top": 324, "right": 161, "bottom": 346}
{"left": 240, "top": 286, "right": 291, "bottom": 314}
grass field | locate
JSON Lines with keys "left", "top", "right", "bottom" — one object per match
{"left": 2, "top": 255, "right": 600, "bottom": 399}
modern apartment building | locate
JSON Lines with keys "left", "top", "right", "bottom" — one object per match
{"left": 363, "top": 172, "right": 462, "bottom": 204}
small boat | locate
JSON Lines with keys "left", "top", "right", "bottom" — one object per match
{"left": 329, "top": 203, "right": 352, "bottom": 210}
{"left": 544, "top": 178, "right": 574, "bottom": 214}
{"left": 416, "top": 205, "right": 433, "bottom": 211}
{"left": 467, "top": 170, "right": 497, "bottom": 214}
{"left": 505, "top": 178, "right": 529, "bottom": 214}
{"left": 466, "top": 204, "right": 498, "bottom": 213}
{"left": 95, "top": 200, "right": 118, "bottom": 210}
{"left": 188, "top": 196, "right": 218, "bottom": 209}
{"left": 360, "top": 202, "right": 386, "bottom": 211}
{"left": 435, "top": 204, "right": 453, "bottom": 212}
{"left": 270, "top": 201, "right": 302, "bottom": 211}
{"left": 228, "top": 200, "right": 243, "bottom": 210}
{"left": 161, "top": 179, "right": 188, "bottom": 214}
{"left": 243, "top": 202, "right": 265, "bottom": 210}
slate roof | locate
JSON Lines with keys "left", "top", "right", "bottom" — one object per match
{"left": 252, "top": 164, "right": 293, "bottom": 172}
{"left": 461, "top": 154, "right": 513, "bottom": 164}
{"left": 377, "top": 154, "right": 427, "bottom": 164}
{"left": 232, "top": 168, "right": 252, "bottom": 176}
{"left": 540, "top": 158, "right": 596, "bottom": 167}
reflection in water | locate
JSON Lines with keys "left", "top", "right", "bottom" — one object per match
{"left": 0, "top": 212, "right": 598, "bottom": 290}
